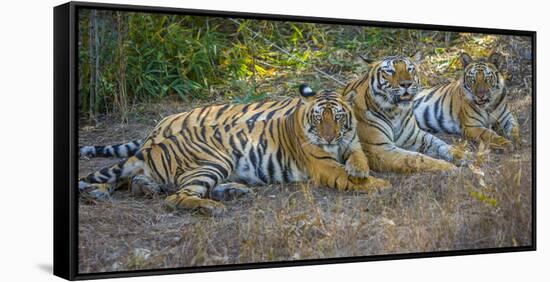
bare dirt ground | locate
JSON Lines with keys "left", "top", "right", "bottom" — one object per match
{"left": 77, "top": 88, "right": 532, "bottom": 274}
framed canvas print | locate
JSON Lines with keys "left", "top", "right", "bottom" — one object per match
{"left": 54, "top": 1, "right": 536, "bottom": 280}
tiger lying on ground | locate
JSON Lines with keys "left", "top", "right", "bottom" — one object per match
{"left": 413, "top": 52, "right": 519, "bottom": 151}
{"left": 342, "top": 55, "right": 465, "bottom": 173}
{"left": 79, "top": 85, "right": 389, "bottom": 215}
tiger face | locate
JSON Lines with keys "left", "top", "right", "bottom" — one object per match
{"left": 371, "top": 56, "right": 422, "bottom": 109}
{"left": 299, "top": 84, "right": 355, "bottom": 146}
{"left": 459, "top": 52, "right": 505, "bottom": 107}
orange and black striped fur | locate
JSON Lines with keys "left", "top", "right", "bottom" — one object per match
{"left": 79, "top": 85, "right": 388, "bottom": 215}
{"left": 342, "top": 55, "right": 465, "bottom": 173}
{"left": 413, "top": 53, "right": 519, "bottom": 151}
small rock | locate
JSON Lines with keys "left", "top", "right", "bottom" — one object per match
{"left": 111, "top": 261, "right": 122, "bottom": 271}
{"left": 133, "top": 248, "right": 151, "bottom": 260}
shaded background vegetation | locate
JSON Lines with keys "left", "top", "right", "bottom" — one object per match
{"left": 78, "top": 9, "right": 532, "bottom": 122}
{"left": 78, "top": 9, "right": 533, "bottom": 274}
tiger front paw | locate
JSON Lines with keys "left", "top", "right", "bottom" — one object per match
{"left": 489, "top": 136, "right": 514, "bottom": 153}
{"left": 350, "top": 176, "right": 392, "bottom": 193}
{"left": 345, "top": 152, "right": 370, "bottom": 178}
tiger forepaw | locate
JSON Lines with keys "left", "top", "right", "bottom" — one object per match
{"left": 345, "top": 153, "right": 370, "bottom": 178}
{"left": 350, "top": 176, "right": 392, "bottom": 193}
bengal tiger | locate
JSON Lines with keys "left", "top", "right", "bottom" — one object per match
{"left": 79, "top": 85, "right": 389, "bottom": 215}
{"left": 413, "top": 52, "right": 519, "bottom": 151}
{"left": 341, "top": 55, "right": 465, "bottom": 173}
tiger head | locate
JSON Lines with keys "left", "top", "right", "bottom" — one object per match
{"left": 459, "top": 52, "right": 505, "bottom": 108}
{"left": 368, "top": 55, "right": 422, "bottom": 110}
{"left": 298, "top": 84, "right": 356, "bottom": 147}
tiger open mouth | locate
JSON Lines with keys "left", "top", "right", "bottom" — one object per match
{"left": 397, "top": 93, "right": 413, "bottom": 103}
{"left": 474, "top": 98, "right": 490, "bottom": 105}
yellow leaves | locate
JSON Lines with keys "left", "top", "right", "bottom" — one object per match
{"left": 289, "top": 23, "right": 303, "bottom": 38}
{"left": 469, "top": 191, "right": 498, "bottom": 207}
{"left": 311, "top": 35, "right": 325, "bottom": 49}
{"left": 236, "top": 20, "right": 250, "bottom": 33}
{"left": 254, "top": 64, "right": 267, "bottom": 76}
{"left": 252, "top": 65, "right": 277, "bottom": 77}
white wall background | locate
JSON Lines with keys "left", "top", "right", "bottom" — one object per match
{"left": 0, "top": 0, "right": 546, "bottom": 280}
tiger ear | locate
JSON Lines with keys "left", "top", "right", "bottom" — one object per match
{"left": 344, "top": 91, "right": 356, "bottom": 106}
{"left": 488, "top": 52, "right": 504, "bottom": 67}
{"left": 299, "top": 84, "right": 316, "bottom": 100}
{"left": 459, "top": 52, "right": 473, "bottom": 68}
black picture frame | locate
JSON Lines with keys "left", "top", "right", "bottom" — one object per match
{"left": 54, "top": 1, "right": 537, "bottom": 280}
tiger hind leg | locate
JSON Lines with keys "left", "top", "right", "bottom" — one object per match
{"left": 78, "top": 155, "right": 144, "bottom": 200}
{"left": 164, "top": 168, "right": 230, "bottom": 216}
{"left": 210, "top": 182, "right": 255, "bottom": 201}
{"left": 165, "top": 190, "right": 227, "bottom": 217}
{"left": 79, "top": 177, "right": 134, "bottom": 200}
{"left": 79, "top": 181, "right": 120, "bottom": 201}
{"left": 130, "top": 174, "right": 162, "bottom": 196}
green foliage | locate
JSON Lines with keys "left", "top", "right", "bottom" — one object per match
{"left": 230, "top": 80, "right": 268, "bottom": 104}
{"left": 78, "top": 9, "right": 495, "bottom": 121}
{"left": 78, "top": 10, "right": 330, "bottom": 119}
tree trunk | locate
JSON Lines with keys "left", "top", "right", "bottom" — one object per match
{"left": 116, "top": 11, "right": 128, "bottom": 124}
{"left": 88, "top": 10, "right": 99, "bottom": 123}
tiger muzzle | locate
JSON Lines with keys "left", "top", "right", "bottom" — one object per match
{"left": 320, "top": 108, "right": 339, "bottom": 144}
{"left": 473, "top": 88, "right": 490, "bottom": 105}
{"left": 395, "top": 80, "right": 415, "bottom": 103}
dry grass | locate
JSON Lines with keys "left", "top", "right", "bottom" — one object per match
{"left": 77, "top": 95, "right": 532, "bottom": 274}
{"left": 77, "top": 35, "right": 533, "bottom": 274}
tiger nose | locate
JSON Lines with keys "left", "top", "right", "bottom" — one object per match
{"left": 320, "top": 124, "right": 337, "bottom": 143}
{"left": 476, "top": 88, "right": 489, "bottom": 97}
{"left": 399, "top": 81, "right": 413, "bottom": 89}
